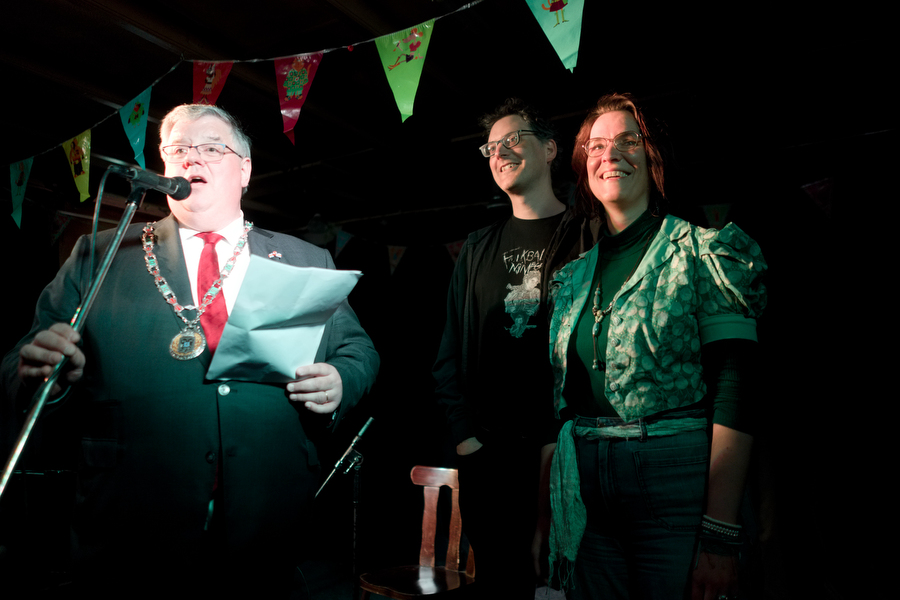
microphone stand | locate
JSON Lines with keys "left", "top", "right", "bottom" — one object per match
{"left": 0, "top": 176, "right": 150, "bottom": 501}
{"left": 315, "top": 416, "right": 373, "bottom": 595}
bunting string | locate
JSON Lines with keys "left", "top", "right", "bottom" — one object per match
{"left": 9, "top": 2, "right": 499, "bottom": 221}
{"left": 10, "top": 60, "right": 183, "bottom": 165}
{"left": 7, "top": 1, "right": 485, "bottom": 166}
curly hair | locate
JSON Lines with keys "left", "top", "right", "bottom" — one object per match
{"left": 479, "top": 98, "right": 559, "bottom": 171}
{"left": 571, "top": 93, "right": 666, "bottom": 219}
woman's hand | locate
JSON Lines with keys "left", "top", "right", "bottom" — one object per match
{"left": 532, "top": 443, "right": 556, "bottom": 581}
{"left": 692, "top": 551, "right": 738, "bottom": 600}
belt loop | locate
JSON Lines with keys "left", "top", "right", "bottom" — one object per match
{"left": 639, "top": 419, "right": 648, "bottom": 442}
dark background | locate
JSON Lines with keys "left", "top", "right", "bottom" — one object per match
{"left": 1, "top": 1, "right": 891, "bottom": 597}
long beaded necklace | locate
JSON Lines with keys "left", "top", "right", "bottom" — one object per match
{"left": 591, "top": 230, "right": 654, "bottom": 371}
{"left": 141, "top": 221, "right": 253, "bottom": 360}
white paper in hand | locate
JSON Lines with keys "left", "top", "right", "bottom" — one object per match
{"left": 206, "top": 254, "right": 361, "bottom": 382}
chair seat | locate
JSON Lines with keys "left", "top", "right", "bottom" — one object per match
{"left": 358, "top": 468, "right": 474, "bottom": 600}
{"left": 359, "top": 565, "right": 475, "bottom": 599}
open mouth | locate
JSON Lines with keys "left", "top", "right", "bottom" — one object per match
{"left": 188, "top": 175, "right": 207, "bottom": 184}
{"left": 602, "top": 171, "right": 630, "bottom": 180}
{"left": 500, "top": 163, "right": 518, "bottom": 173}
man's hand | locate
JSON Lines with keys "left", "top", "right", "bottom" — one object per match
{"left": 533, "top": 443, "right": 556, "bottom": 581}
{"left": 456, "top": 437, "right": 483, "bottom": 456}
{"left": 286, "top": 363, "right": 343, "bottom": 414}
{"left": 18, "top": 323, "right": 86, "bottom": 395}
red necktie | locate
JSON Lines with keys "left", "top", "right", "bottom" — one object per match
{"left": 197, "top": 232, "right": 227, "bottom": 353}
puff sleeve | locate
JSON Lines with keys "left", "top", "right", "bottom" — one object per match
{"left": 696, "top": 223, "right": 767, "bottom": 345}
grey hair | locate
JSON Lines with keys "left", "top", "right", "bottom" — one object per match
{"left": 159, "top": 104, "right": 251, "bottom": 159}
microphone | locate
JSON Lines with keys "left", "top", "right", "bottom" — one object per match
{"left": 352, "top": 417, "right": 374, "bottom": 444}
{"left": 108, "top": 165, "right": 191, "bottom": 200}
{"left": 337, "top": 417, "right": 374, "bottom": 470}
{"left": 315, "top": 417, "right": 374, "bottom": 497}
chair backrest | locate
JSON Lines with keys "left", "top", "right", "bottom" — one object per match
{"left": 410, "top": 466, "right": 471, "bottom": 574}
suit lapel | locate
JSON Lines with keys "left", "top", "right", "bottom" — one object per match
{"left": 154, "top": 216, "right": 193, "bottom": 304}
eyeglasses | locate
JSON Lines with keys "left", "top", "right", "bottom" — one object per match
{"left": 479, "top": 130, "right": 536, "bottom": 158}
{"left": 160, "top": 143, "right": 243, "bottom": 163}
{"left": 582, "top": 131, "right": 642, "bottom": 157}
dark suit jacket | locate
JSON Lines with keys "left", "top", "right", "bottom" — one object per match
{"left": 2, "top": 215, "right": 379, "bottom": 577}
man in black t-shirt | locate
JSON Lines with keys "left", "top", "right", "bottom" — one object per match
{"left": 433, "top": 99, "right": 596, "bottom": 599}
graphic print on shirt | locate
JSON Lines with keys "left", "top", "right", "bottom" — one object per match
{"left": 503, "top": 247, "right": 544, "bottom": 338}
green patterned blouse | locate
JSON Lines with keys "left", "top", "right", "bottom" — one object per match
{"left": 548, "top": 214, "right": 767, "bottom": 422}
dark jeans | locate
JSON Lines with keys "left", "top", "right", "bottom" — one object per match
{"left": 457, "top": 438, "right": 543, "bottom": 600}
{"left": 569, "top": 428, "right": 709, "bottom": 599}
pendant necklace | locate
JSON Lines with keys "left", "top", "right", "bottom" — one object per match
{"left": 141, "top": 221, "right": 253, "bottom": 360}
{"left": 591, "top": 230, "right": 653, "bottom": 371}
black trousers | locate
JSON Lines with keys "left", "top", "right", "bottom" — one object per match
{"left": 457, "top": 438, "right": 543, "bottom": 600}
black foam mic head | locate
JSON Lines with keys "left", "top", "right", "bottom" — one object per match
{"left": 169, "top": 177, "right": 192, "bottom": 201}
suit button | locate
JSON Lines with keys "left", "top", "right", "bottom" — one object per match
{"left": 205, "top": 452, "right": 216, "bottom": 464}
{"left": 218, "top": 384, "right": 230, "bottom": 395}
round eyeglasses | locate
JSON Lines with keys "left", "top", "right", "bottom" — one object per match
{"left": 479, "top": 130, "right": 536, "bottom": 158}
{"left": 582, "top": 131, "right": 642, "bottom": 157}
{"left": 161, "top": 143, "right": 243, "bottom": 163}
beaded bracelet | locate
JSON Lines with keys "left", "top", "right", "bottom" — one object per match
{"left": 697, "top": 514, "right": 742, "bottom": 557}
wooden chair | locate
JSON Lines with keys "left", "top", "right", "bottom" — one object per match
{"left": 359, "top": 466, "right": 475, "bottom": 599}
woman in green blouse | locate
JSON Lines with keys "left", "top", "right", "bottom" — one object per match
{"left": 546, "top": 93, "right": 767, "bottom": 600}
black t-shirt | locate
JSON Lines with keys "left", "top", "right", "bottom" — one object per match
{"left": 469, "top": 212, "right": 564, "bottom": 440}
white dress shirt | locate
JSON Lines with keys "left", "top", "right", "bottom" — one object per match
{"left": 177, "top": 212, "right": 252, "bottom": 315}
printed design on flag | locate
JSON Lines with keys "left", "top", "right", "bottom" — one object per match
{"left": 387, "top": 28, "right": 426, "bottom": 71}
{"left": 283, "top": 57, "right": 310, "bottom": 101}
{"left": 128, "top": 102, "right": 145, "bottom": 126}
{"left": 14, "top": 161, "right": 27, "bottom": 187}
{"left": 199, "top": 64, "right": 217, "bottom": 102}
{"left": 69, "top": 138, "right": 86, "bottom": 178}
{"left": 542, "top": 1, "right": 570, "bottom": 26}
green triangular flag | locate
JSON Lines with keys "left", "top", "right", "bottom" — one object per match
{"left": 375, "top": 19, "right": 435, "bottom": 122}
{"left": 524, "top": 0, "right": 584, "bottom": 72}
{"left": 119, "top": 86, "right": 152, "bottom": 169}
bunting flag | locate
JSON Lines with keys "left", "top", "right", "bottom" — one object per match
{"left": 445, "top": 239, "right": 465, "bottom": 264}
{"left": 274, "top": 53, "right": 323, "bottom": 144}
{"left": 12, "top": 3, "right": 492, "bottom": 186}
{"left": 193, "top": 61, "right": 233, "bottom": 105}
{"left": 10, "top": 157, "right": 33, "bottom": 228}
{"left": 524, "top": 0, "right": 584, "bottom": 72}
{"left": 63, "top": 130, "right": 91, "bottom": 202}
{"left": 388, "top": 245, "right": 406, "bottom": 274}
{"left": 375, "top": 19, "right": 435, "bottom": 122}
{"left": 118, "top": 86, "right": 152, "bottom": 168}
{"left": 701, "top": 204, "right": 731, "bottom": 230}
{"left": 335, "top": 229, "right": 353, "bottom": 258}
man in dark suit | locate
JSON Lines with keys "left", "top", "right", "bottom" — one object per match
{"left": 2, "top": 104, "right": 379, "bottom": 596}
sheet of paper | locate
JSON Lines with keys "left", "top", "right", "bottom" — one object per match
{"left": 206, "top": 254, "right": 361, "bottom": 383}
